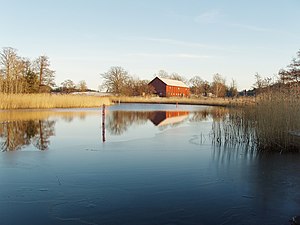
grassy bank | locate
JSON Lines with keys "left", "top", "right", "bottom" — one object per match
{"left": 109, "top": 96, "right": 255, "bottom": 107}
{"left": 0, "top": 94, "right": 254, "bottom": 110}
{"left": 213, "top": 86, "right": 300, "bottom": 152}
{"left": 0, "top": 94, "right": 111, "bottom": 109}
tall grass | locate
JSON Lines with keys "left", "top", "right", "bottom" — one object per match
{"left": 212, "top": 84, "right": 300, "bottom": 152}
{"left": 0, "top": 94, "right": 111, "bottom": 109}
{"left": 251, "top": 86, "right": 300, "bottom": 152}
{"left": 110, "top": 96, "right": 254, "bottom": 107}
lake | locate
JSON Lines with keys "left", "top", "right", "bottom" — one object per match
{"left": 0, "top": 104, "right": 299, "bottom": 225}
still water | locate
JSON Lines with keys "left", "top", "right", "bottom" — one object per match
{"left": 0, "top": 104, "right": 299, "bottom": 225}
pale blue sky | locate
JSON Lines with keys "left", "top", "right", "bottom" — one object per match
{"left": 1, "top": 0, "right": 299, "bottom": 90}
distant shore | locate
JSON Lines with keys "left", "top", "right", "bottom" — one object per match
{"left": 0, "top": 93, "right": 254, "bottom": 110}
{"left": 110, "top": 96, "right": 255, "bottom": 107}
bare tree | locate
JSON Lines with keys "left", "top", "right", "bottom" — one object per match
{"left": 169, "top": 73, "right": 187, "bottom": 82}
{"left": 77, "top": 80, "right": 88, "bottom": 92}
{"left": 253, "top": 73, "right": 264, "bottom": 90}
{"left": 211, "top": 73, "right": 227, "bottom": 97}
{"left": 155, "top": 70, "right": 187, "bottom": 82}
{"left": 278, "top": 49, "right": 300, "bottom": 83}
{"left": 0, "top": 48, "right": 56, "bottom": 94}
{"left": 155, "top": 70, "right": 169, "bottom": 78}
{"left": 125, "top": 78, "right": 155, "bottom": 96}
{"left": 0, "top": 47, "right": 20, "bottom": 93}
{"left": 34, "top": 55, "right": 55, "bottom": 91}
{"left": 61, "top": 79, "right": 76, "bottom": 93}
{"left": 253, "top": 73, "right": 274, "bottom": 94}
{"left": 101, "top": 66, "right": 129, "bottom": 95}
{"left": 228, "top": 79, "right": 238, "bottom": 97}
{"left": 189, "top": 76, "right": 204, "bottom": 96}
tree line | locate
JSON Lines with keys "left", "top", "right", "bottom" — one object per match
{"left": 0, "top": 47, "right": 90, "bottom": 94}
{"left": 0, "top": 47, "right": 55, "bottom": 94}
{"left": 253, "top": 49, "right": 300, "bottom": 94}
{"left": 0, "top": 46, "right": 237, "bottom": 97}
{"left": 102, "top": 49, "right": 300, "bottom": 97}
{"left": 101, "top": 67, "right": 238, "bottom": 97}
{"left": 2, "top": 46, "right": 299, "bottom": 97}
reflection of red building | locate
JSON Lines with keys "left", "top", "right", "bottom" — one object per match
{"left": 150, "top": 111, "right": 189, "bottom": 126}
{"left": 149, "top": 77, "right": 190, "bottom": 97}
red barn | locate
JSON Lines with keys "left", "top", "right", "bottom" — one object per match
{"left": 148, "top": 77, "right": 190, "bottom": 97}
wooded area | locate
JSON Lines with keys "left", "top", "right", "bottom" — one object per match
{"left": 0, "top": 47, "right": 55, "bottom": 94}
{"left": 2, "top": 46, "right": 299, "bottom": 97}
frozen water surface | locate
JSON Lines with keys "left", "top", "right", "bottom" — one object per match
{"left": 0, "top": 104, "right": 300, "bottom": 225}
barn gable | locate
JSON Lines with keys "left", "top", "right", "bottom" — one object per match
{"left": 158, "top": 77, "right": 189, "bottom": 88}
{"left": 149, "top": 77, "right": 190, "bottom": 97}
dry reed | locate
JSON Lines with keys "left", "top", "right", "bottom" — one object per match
{"left": 212, "top": 84, "right": 300, "bottom": 152}
{"left": 0, "top": 94, "right": 111, "bottom": 109}
{"left": 251, "top": 86, "right": 300, "bottom": 152}
{"left": 109, "top": 96, "right": 254, "bottom": 107}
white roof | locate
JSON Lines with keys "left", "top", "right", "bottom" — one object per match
{"left": 157, "top": 77, "right": 189, "bottom": 88}
{"left": 158, "top": 115, "right": 188, "bottom": 127}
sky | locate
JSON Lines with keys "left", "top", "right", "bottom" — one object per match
{"left": 1, "top": 0, "right": 300, "bottom": 91}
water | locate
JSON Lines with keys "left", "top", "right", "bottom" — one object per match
{"left": 0, "top": 104, "right": 299, "bottom": 225}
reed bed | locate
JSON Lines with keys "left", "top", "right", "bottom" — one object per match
{"left": 0, "top": 94, "right": 111, "bottom": 109}
{"left": 109, "top": 96, "right": 254, "bottom": 107}
{"left": 212, "top": 85, "right": 300, "bottom": 152}
{"left": 251, "top": 87, "right": 300, "bottom": 152}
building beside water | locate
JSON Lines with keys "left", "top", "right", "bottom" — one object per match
{"left": 149, "top": 77, "right": 190, "bottom": 97}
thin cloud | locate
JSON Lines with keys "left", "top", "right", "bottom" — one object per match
{"left": 127, "top": 53, "right": 212, "bottom": 59}
{"left": 228, "top": 23, "right": 274, "bottom": 32}
{"left": 143, "top": 38, "right": 210, "bottom": 48}
{"left": 194, "top": 9, "right": 221, "bottom": 24}
{"left": 195, "top": 10, "right": 277, "bottom": 33}
{"left": 126, "top": 37, "right": 229, "bottom": 51}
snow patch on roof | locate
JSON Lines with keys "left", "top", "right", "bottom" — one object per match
{"left": 157, "top": 77, "right": 189, "bottom": 88}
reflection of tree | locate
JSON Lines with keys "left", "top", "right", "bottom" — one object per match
{"left": 0, "top": 119, "right": 55, "bottom": 151}
{"left": 106, "top": 111, "right": 152, "bottom": 135}
{"left": 189, "top": 110, "right": 210, "bottom": 122}
{"left": 189, "top": 107, "right": 229, "bottom": 122}
{"left": 61, "top": 116, "right": 74, "bottom": 122}
{"left": 209, "top": 107, "right": 229, "bottom": 121}
{"left": 0, "top": 121, "right": 29, "bottom": 151}
{"left": 33, "top": 120, "right": 55, "bottom": 150}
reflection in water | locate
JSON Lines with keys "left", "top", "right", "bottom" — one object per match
{"left": 0, "top": 120, "right": 55, "bottom": 151}
{"left": 105, "top": 108, "right": 228, "bottom": 137}
{"left": 0, "top": 107, "right": 229, "bottom": 151}
{"left": 149, "top": 111, "right": 189, "bottom": 127}
{"left": 33, "top": 120, "right": 55, "bottom": 150}
{"left": 1, "top": 105, "right": 300, "bottom": 225}
{"left": 212, "top": 143, "right": 257, "bottom": 166}
{"left": 106, "top": 111, "right": 152, "bottom": 135}
{"left": 0, "top": 110, "right": 90, "bottom": 122}
{"left": 0, "top": 110, "right": 97, "bottom": 151}
{"left": 210, "top": 143, "right": 300, "bottom": 225}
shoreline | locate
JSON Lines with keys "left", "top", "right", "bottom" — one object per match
{"left": 0, "top": 94, "right": 254, "bottom": 110}
{"left": 110, "top": 96, "right": 255, "bottom": 107}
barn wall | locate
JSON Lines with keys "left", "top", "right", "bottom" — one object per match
{"left": 149, "top": 77, "right": 190, "bottom": 97}
{"left": 149, "top": 78, "right": 167, "bottom": 96}
{"left": 166, "top": 86, "right": 190, "bottom": 97}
